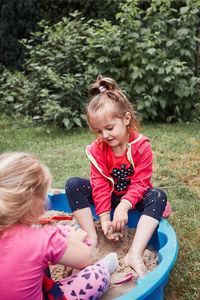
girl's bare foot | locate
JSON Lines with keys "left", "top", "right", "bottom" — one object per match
{"left": 124, "top": 252, "right": 148, "bottom": 278}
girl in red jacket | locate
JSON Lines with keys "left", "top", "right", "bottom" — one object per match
{"left": 65, "top": 75, "right": 171, "bottom": 277}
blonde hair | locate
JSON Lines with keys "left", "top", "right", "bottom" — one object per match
{"left": 0, "top": 152, "right": 51, "bottom": 233}
{"left": 87, "top": 75, "right": 140, "bottom": 132}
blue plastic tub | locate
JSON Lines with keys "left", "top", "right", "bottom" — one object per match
{"left": 47, "top": 192, "right": 178, "bottom": 300}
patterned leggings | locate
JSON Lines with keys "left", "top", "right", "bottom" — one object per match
{"left": 59, "top": 263, "right": 110, "bottom": 300}
{"left": 65, "top": 177, "right": 167, "bottom": 221}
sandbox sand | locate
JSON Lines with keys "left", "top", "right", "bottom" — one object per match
{"left": 40, "top": 210, "right": 159, "bottom": 299}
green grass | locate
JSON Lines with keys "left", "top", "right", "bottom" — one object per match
{"left": 0, "top": 115, "right": 200, "bottom": 299}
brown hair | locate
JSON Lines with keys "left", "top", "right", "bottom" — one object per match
{"left": 87, "top": 75, "right": 140, "bottom": 132}
{"left": 0, "top": 152, "right": 51, "bottom": 232}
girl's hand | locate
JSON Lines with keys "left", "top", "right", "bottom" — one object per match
{"left": 100, "top": 214, "right": 112, "bottom": 235}
{"left": 68, "top": 227, "right": 88, "bottom": 243}
{"left": 112, "top": 201, "right": 130, "bottom": 232}
{"left": 100, "top": 214, "right": 119, "bottom": 241}
{"left": 57, "top": 228, "right": 93, "bottom": 269}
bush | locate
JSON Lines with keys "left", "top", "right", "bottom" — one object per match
{"left": 1, "top": 1, "right": 200, "bottom": 128}
{"left": 1, "top": 14, "right": 92, "bottom": 129}
{"left": 115, "top": 0, "right": 200, "bottom": 122}
{"left": 0, "top": 0, "right": 124, "bottom": 70}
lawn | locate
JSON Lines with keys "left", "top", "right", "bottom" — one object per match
{"left": 0, "top": 115, "right": 199, "bottom": 299}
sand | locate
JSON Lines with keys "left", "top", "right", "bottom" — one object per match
{"left": 40, "top": 210, "right": 159, "bottom": 299}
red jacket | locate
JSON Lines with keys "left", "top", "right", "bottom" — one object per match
{"left": 86, "top": 131, "right": 153, "bottom": 216}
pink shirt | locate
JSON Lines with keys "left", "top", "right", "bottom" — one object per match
{"left": 0, "top": 224, "right": 71, "bottom": 300}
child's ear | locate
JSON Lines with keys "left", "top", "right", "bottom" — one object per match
{"left": 125, "top": 112, "right": 131, "bottom": 126}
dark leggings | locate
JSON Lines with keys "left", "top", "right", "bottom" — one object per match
{"left": 65, "top": 177, "right": 167, "bottom": 221}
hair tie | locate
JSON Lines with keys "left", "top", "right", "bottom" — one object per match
{"left": 99, "top": 86, "right": 106, "bottom": 93}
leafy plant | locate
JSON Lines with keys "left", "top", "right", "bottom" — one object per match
{"left": 1, "top": 1, "right": 200, "bottom": 127}
{"left": 116, "top": 0, "right": 200, "bottom": 121}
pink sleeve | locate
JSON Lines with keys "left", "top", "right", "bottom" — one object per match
{"left": 41, "top": 225, "right": 72, "bottom": 265}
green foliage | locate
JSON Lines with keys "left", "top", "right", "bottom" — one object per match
{"left": 0, "top": 0, "right": 124, "bottom": 70}
{"left": 0, "top": 14, "right": 94, "bottom": 129}
{"left": 116, "top": 0, "right": 200, "bottom": 122}
{"left": 1, "top": 0, "right": 200, "bottom": 127}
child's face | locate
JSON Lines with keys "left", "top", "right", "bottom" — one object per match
{"left": 89, "top": 103, "right": 131, "bottom": 149}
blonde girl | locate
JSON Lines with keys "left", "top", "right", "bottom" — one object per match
{"left": 65, "top": 75, "right": 171, "bottom": 277}
{"left": 0, "top": 152, "right": 118, "bottom": 300}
